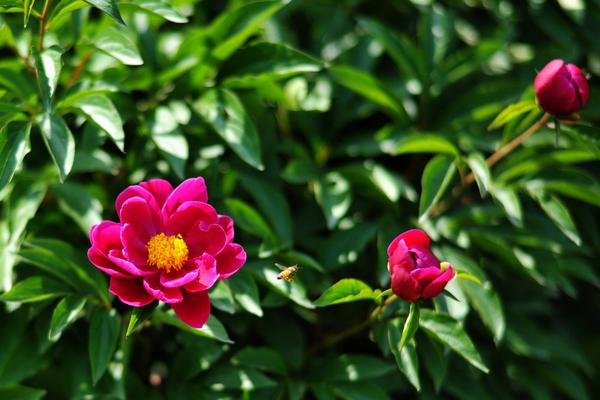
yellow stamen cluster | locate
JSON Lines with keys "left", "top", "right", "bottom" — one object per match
{"left": 147, "top": 233, "right": 189, "bottom": 273}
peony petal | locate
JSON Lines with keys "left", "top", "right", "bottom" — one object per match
{"left": 215, "top": 243, "right": 246, "bottom": 279}
{"left": 165, "top": 201, "right": 218, "bottom": 236}
{"left": 121, "top": 224, "right": 148, "bottom": 265}
{"left": 140, "top": 179, "right": 173, "bottom": 209}
{"left": 163, "top": 177, "right": 208, "bottom": 217}
{"left": 409, "top": 247, "right": 440, "bottom": 270}
{"left": 566, "top": 64, "right": 589, "bottom": 107}
{"left": 387, "top": 229, "right": 431, "bottom": 257}
{"left": 108, "top": 249, "right": 154, "bottom": 276}
{"left": 388, "top": 240, "right": 415, "bottom": 273}
{"left": 410, "top": 267, "right": 442, "bottom": 286}
{"left": 422, "top": 267, "right": 455, "bottom": 299}
{"left": 391, "top": 266, "right": 421, "bottom": 302}
{"left": 115, "top": 185, "right": 160, "bottom": 220}
{"left": 160, "top": 267, "right": 199, "bottom": 288}
{"left": 109, "top": 276, "right": 154, "bottom": 306}
{"left": 171, "top": 290, "right": 211, "bottom": 328}
{"left": 90, "top": 221, "right": 122, "bottom": 254}
{"left": 185, "top": 223, "right": 227, "bottom": 258}
{"left": 184, "top": 254, "right": 218, "bottom": 292}
{"left": 218, "top": 215, "right": 235, "bottom": 243}
{"left": 534, "top": 59, "right": 564, "bottom": 95}
{"left": 143, "top": 274, "right": 183, "bottom": 303}
{"left": 120, "top": 197, "right": 161, "bottom": 241}
{"left": 88, "top": 248, "right": 131, "bottom": 278}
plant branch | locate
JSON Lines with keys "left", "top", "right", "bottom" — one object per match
{"left": 66, "top": 49, "right": 94, "bottom": 88}
{"left": 310, "top": 295, "right": 398, "bottom": 353}
{"left": 37, "top": 0, "right": 53, "bottom": 51}
{"left": 428, "top": 113, "right": 551, "bottom": 217}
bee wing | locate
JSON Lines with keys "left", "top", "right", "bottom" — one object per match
{"left": 274, "top": 263, "right": 287, "bottom": 271}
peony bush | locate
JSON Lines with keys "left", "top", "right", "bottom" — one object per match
{"left": 0, "top": 1, "right": 599, "bottom": 399}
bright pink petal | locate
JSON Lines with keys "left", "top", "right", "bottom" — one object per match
{"left": 163, "top": 177, "right": 208, "bottom": 217}
{"left": 143, "top": 274, "right": 183, "bottom": 303}
{"left": 215, "top": 243, "right": 246, "bottom": 279}
{"left": 534, "top": 59, "right": 564, "bottom": 95}
{"left": 410, "top": 266, "right": 443, "bottom": 286}
{"left": 421, "top": 267, "right": 455, "bottom": 299}
{"left": 387, "top": 229, "right": 431, "bottom": 258}
{"left": 115, "top": 185, "right": 160, "bottom": 220}
{"left": 410, "top": 247, "right": 440, "bottom": 270}
{"left": 109, "top": 276, "right": 154, "bottom": 306}
{"left": 88, "top": 248, "right": 131, "bottom": 278}
{"left": 171, "top": 290, "right": 211, "bottom": 328}
{"left": 160, "top": 267, "right": 199, "bottom": 288}
{"left": 119, "top": 197, "right": 161, "bottom": 241}
{"left": 388, "top": 240, "right": 415, "bottom": 273}
{"left": 218, "top": 215, "right": 235, "bottom": 243}
{"left": 184, "top": 254, "right": 218, "bottom": 292}
{"left": 165, "top": 201, "right": 218, "bottom": 236}
{"left": 90, "top": 221, "right": 122, "bottom": 254}
{"left": 140, "top": 179, "right": 173, "bottom": 209}
{"left": 566, "top": 64, "right": 589, "bottom": 107}
{"left": 121, "top": 224, "right": 148, "bottom": 265}
{"left": 185, "top": 223, "right": 227, "bottom": 258}
{"left": 108, "top": 249, "right": 154, "bottom": 276}
{"left": 391, "top": 266, "right": 421, "bottom": 302}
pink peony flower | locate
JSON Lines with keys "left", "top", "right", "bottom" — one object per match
{"left": 534, "top": 59, "right": 589, "bottom": 116}
{"left": 88, "top": 177, "right": 246, "bottom": 328}
{"left": 387, "top": 229, "right": 454, "bottom": 302}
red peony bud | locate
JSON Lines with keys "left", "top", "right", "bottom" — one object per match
{"left": 534, "top": 59, "right": 589, "bottom": 116}
{"left": 387, "top": 229, "right": 455, "bottom": 302}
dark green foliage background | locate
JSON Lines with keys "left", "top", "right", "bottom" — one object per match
{"left": 1, "top": 0, "right": 599, "bottom": 399}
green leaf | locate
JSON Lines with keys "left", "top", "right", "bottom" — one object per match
{"left": 419, "top": 309, "right": 489, "bottom": 373}
{"left": 0, "top": 385, "right": 45, "bottom": 400}
{"left": 329, "top": 65, "right": 410, "bottom": 124}
{"left": 524, "top": 168, "right": 600, "bottom": 208}
{"left": 224, "top": 198, "right": 276, "bottom": 242}
{"left": 488, "top": 100, "right": 538, "bottom": 130}
{"left": 38, "top": 113, "right": 75, "bottom": 182}
{"left": 84, "top": 0, "right": 124, "bottom": 24}
{"left": 0, "top": 103, "right": 26, "bottom": 131}
{"left": 48, "top": 295, "right": 86, "bottom": 341}
{"left": 325, "top": 354, "right": 395, "bottom": 382}
{"left": 314, "top": 279, "right": 375, "bottom": 307}
{"left": 388, "top": 318, "right": 421, "bottom": 391}
{"left": 149, "top": 106, "right": 188, "bottom": 178}
{"left": 121, "top": 0, "right": 187, "bottom": 23}
{"left": 227, "top": 270, "right": 263, "bottom": 317}
{"left": 221, "top": 42, "right": 322, "bottom": 87}
{"left": 52, "top": 182, "right": 103, "bottom": 235}
{"left": 89, "top": 308, "right": 121, "bottom": 384}
{"left": 0, "top": 123, "right": 30, "bottom": 193}
{"left": 153, "top": 310, "right": 233, "bottom": 343}
{"left": 321, "top": 222, "right": 378, "bottom": 270}
{"left": 20, "top": 239, "right": 110, "bottom": 305}
{"left": 231, "top": 346, "right": 287, "bottom": 374}
{"left": 126, "top": 301, "right": 158, "bottom": 336}
{"left": 399, "top": 302, "right": 420, "bottom": 352}
{"left": 467, "top": 153, "right": 492, "bottom": 197}
{"left": 209, "top": 0, "right": 286, "bottom": 61}
{"left": 92, "top": 26, "right": 143, "bottom": 66}
{"left": 314, "top": 171, "right": 352, "bottom": 230}
{"left": 239, "top": 172, "right": 293, "bottom": 244}
{"left": 0, "top": 276, "right": 71, "bottom": 303}
{"left": 332, "top": 382, "right": 390, "bottom": 400}
{"left": 419, "top": 155, "right": 456, "bottom": 220}
{"left": 72, "top": 94, "right": 125, "bottom": 152}
{"left": 528, "top": 189, "right": 581, "bottom": 245}
{"left": 490, "top": 184, "right": 523, "bottom": 226}
{"left": 23, "top": 0, "right": 36, "bottom": 27}
{"left": 193, "top": 88, "right": 263, "bottom": 170}
{"left": 203, "top": 365, "right": 277, "bottom": 391}
{"left": 456, "top": 272, "right": 482, "bottom": 285}
{"left": 358, "top": 17, "right": 423, "bottom": 82}
{"left": 35, "top": 46, "right": 63, "bottom": 110}
{"left": 247, "top": 261, "right": 314, "bottom": 309}
{"left": 393, "top": 134, "right": 458, "bottom": 157}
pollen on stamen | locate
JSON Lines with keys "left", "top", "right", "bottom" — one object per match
{"left": 147, "top": 233, "right": 189, "bottom": 273}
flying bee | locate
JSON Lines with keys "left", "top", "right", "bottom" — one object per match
{"left": 275, "top": 263, "right": 300, "bottom": 283}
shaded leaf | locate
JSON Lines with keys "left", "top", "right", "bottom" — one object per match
{"left": 0, "top": 276, "right": 71, "bottom": 303}
{"left": 38, "top": 113, "right": 75, "bottom": 182}
{"left": 48, "top": 295, "right": 86, "bottom": 341}
{"left": 0, "top": 123, "right": 30, "bottom": 193}
{"left": 149, "top": 106, "right": 188, "bottom": 178}
{"left": 84, "top": 0, "right": 124, "bottom": 24}
{"left": 314, "top": 171, "right": 352, "bottom": 230}
{"left": 419, "top": 155, "right": 456, "bottom": 220}
{"left": 153, "top": 310, "right": 233, "bottom": 343}
{"left": 52, "top": 182, "right": 103, "bottom": 235}
{"left": 126, "top": 301, "right": 158, "bottom": 336}
{"left": 89, "top": 308, "right": 121, "bottom": 383}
